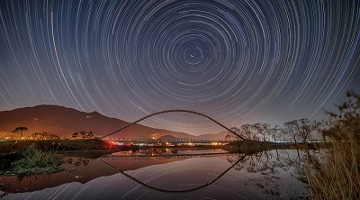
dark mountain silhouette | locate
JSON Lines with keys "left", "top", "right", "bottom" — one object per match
{"left": 0, "top": 105, "right": 227, "bottom": 140}
{"left": 197, "top": 131, "right": 229, "bottom": 140}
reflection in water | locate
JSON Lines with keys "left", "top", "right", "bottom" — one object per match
{"left": 99, "top": 153, "right": 246, "bottom": 193}
{"left": 0, "top": 149, "right": 309, "bottom": 200}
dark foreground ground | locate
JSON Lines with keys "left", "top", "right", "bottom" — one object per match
{"left": 0, "top": 139, "right": 116, "bottom": 176}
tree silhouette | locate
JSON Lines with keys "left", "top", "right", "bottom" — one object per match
{"left": 32, "top": 132, "right": 59, "bottom": 140}
{"left": 284, "top": 119, "right": 320, "bottom": 144}
{"left": 13, "top": 127, "right": 28, "bottom": 138}
{"left": 323, "top": 91, "right": 360, "bottom": 141}
{"left": 71, "top": 131, "right": 94, "bottom": 139}
{"left": 283, "top": 120, "right": 299, "bottom": 143}
{"left": 72, "top": 132, "right": 78, "bottom": 139}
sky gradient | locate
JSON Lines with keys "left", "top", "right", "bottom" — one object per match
{"left": 0, "top": 0, "right": 359, "bottom": 134}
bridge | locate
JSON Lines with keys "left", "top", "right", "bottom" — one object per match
{"left": 108, "top": 138, "right": 229, "bottom": 147}
{"left": 101, "top": 109, "right": 245, "bottom": 140}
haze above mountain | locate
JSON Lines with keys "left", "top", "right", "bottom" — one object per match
{"left": 0, "top": 105, "right": 228, "bottom": 140}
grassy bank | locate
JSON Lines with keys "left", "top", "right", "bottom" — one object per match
{"left": 0, "top": 145, "right": 64, "bottom": 177}
{"left": 0, "top": 139, "right": 115, "bottom": 176}
{"left": 306, "top": 136, "right": 360, "bottom": 199}
{"left": 0, "top": 139, "right": 121, "bottom": 176}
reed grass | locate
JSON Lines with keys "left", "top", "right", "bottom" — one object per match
{"left": 306, "top": 135, "right": 360, "bottom": 200}
{"left": 4, "top": 145, "right": 64, "bottom": 176}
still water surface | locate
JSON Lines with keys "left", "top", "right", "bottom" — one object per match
{"left": 0, "top": 149, "right": 308, "bottom": 200}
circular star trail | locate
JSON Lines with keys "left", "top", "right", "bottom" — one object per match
{"left": 0, "top": 0, "right": 359, "bottom": 133}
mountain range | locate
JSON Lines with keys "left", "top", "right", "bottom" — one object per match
{"left": 0, "top": 105, "right": 228, "bottom": 140}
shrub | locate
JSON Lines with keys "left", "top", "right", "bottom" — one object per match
{"left": 4, "top": 145, "right": 64, "bottom": 176}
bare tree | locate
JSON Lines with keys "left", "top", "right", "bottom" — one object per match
{"left": 241, "top": 124, "right": 258, "bottom": 140}
{"left": 269, "top": 125, "right": 282, "bottom": 142}
{"left": 284, "top": 119, "right": 321, "bottom": 144}
{"left": 298, "top": 119, "right": 321, "bottom": 144}
{"left": 284, "top": 120, "right": 300, "bottom": 143}
{"left": 252, "top": 123, "right": 275, "bottom": 142}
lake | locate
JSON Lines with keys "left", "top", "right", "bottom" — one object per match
{"left": 0, "top": 148, "right": 309, "bottom": 200}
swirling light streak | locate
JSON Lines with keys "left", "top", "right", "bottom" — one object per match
{"left": 0, "top": 0, "right": 359, "bottom": 134}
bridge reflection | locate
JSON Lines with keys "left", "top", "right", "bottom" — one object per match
{"left": 102, "top": 152, "right": 234, "bottom": 159}
{"left": 99, "top": 153, "right": 247, "bottom": 193}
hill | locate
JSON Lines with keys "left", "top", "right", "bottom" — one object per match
{"left": 0, "top": 105, "right": 227, "bottom": 140}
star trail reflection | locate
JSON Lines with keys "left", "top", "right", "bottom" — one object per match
{"left": 0, "top": 0, "right": 359, "bottom": 131}
{"left": 99, "top": 153, "right": 247, "bottom": 193}
{"left": 0, "top": 149, "right": 309, "bottom": 199}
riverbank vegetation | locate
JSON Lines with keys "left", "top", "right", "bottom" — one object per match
{"left": 0, "top": 145, "right": 63, "bottom": 177}
{"left": 305, "top": 91, "right": 360, "bottom": 199}
{"left": 224, "top": 91, "right": 359, "bottom": 199}
{"left": 306, "top": 135, "right": 360, "bottom": 199}
{"left": 0, "top": 139, "right": 116, "bottom": 176}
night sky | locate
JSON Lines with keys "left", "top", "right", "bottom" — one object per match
{"left": 0, "top": 0, "right": 359, "bottom": 135}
